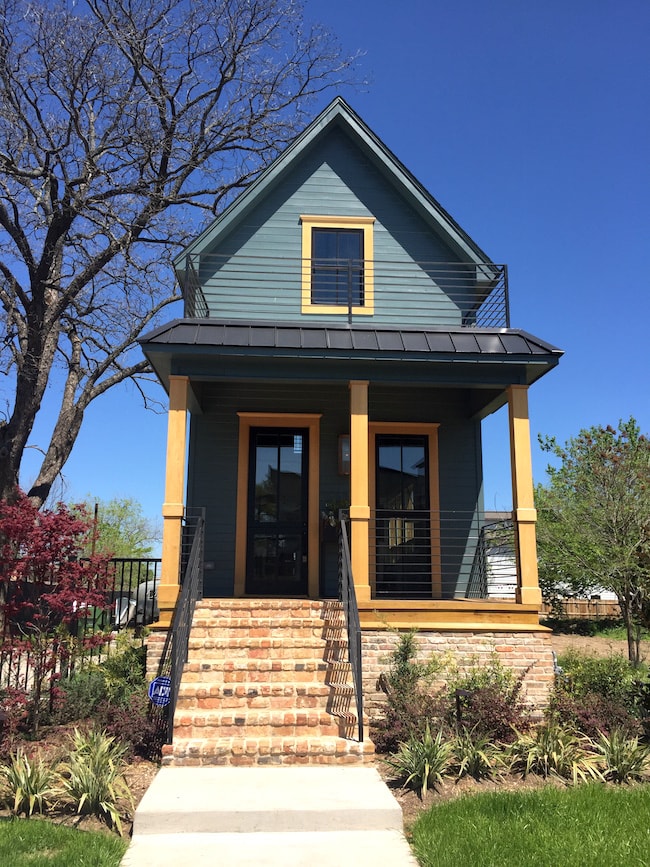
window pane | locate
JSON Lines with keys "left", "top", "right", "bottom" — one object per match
{"left": 311, "top": 228, "right": 364, "bottom": 307}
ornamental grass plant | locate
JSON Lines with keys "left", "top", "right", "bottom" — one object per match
{"left": 384, "top": 723, "right": 453, "bottom": 798}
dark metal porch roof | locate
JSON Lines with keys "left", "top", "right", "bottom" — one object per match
{"left": 141, "top": 318, "right": 561, "bottom": 357}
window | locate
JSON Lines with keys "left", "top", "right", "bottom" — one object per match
{"left": 300, "top": 215, "right": 375, "bottom": 314}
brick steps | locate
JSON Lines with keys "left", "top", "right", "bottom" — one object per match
{"left": 165, "top": 598, "right": 373, "bottom": 767}
{"left": 187, "top": 636, "right": 345, "bottom": 657}
{"left": 174, "top": 709, "right": 351, "bottom": 739}
{"left": 177, "top": 682, "right": 340, "bottom": 710}
{"left": 163, "top": 736, "right": 375, "bottom": 767}
{"left": 183, "top": 660, "right": 331, "bottom": 684}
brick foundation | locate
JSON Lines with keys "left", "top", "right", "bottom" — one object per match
{"left": 361, "top": 629, "right": 554, "bottom": 720}
{"left": 145, "top": 629, "right": 169, "bottom": 680}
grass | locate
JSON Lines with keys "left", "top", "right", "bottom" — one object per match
{"left": 0, "top": 816, "right": 128, "bottom": 866}
{"left": 593, "top": 623, "right": 650, "bottom": 642}
{"left": 410, "top": 784, "right": 650, "bottom": 867}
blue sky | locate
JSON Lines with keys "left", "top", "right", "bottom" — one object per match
{"left": 16, "top": 0, "right": 650, "bottom": 538}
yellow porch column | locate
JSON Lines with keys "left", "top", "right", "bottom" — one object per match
{"left": 508, "top": 385, "right": 541, "bottom": 607}
{"left": 157, "top": 375, "right": 189, "bottom": 628}
{"left": 349, "top": 380, "right": 371, "bottom": 603}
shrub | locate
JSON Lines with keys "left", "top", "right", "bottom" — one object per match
{"left": 550, "top": 688, "right": 641, "bottom": 739}
{"left": 384, "top": 724, "right": 453, "bottom": 798}
{"left": 55, "top": 667, "right": 107, "bottom": 724}
{"left": 372, "top": 632, "right": 447, "bottom": 754}
{"left": 100, "top": 635, "right": 147, "bottom": 705}
{"left": 0, "top": 750, "right": 60, "bottom": 816}
{"left": 508, "top": 722, "right": 602, "bottom": 784}
{"left": 446, "top": 656, "right": 532, "bottom": 742}
{"left": 97, "top": 691, "right": 163, "bottom": 760}
{"left": 595, "top": 728, "right": 650, "bottom": 783}
{"left": 557, "top": 650, "right": 637, "bottom": 707}
{"left": 0, "top": 688, "right": 29, "bottom": 757}
{"left": 60, "top": 728, "right": 132, "bottom": 835}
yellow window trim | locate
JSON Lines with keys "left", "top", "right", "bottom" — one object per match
{"left": 369, "top": 422, "right": 441, "bottom": 598}
{"left": 300, "top": 215, "right": 375, "bottom": 315}
{"left": 234, "top": 413, "right": 322, "bottom": 598}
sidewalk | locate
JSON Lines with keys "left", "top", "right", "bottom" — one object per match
{"left": 121, "top": 766, "right": 418, "bottom": 866}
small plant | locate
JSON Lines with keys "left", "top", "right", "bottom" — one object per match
{"left": 0, "top": 750, "right": 60, "bottom": 816}
{"left": 452, "top": 726, "right": 504, "bottom": 780}
{"left": 60, "top": 728, "right": 132, "bottom": 835}
{"left": 509, "top": 722, "right": 603, "bottom": 785}
{"left": 595, "top": 728, "right": 650, "bottom": 783}
{"left": 372, "top": 631, "right": 447, "bottom": 753}
{"left": 384, "top": 724, "right": 453, "bottom": 798}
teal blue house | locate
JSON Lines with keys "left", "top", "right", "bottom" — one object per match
{"left": 141, "top": 97, "right": 562, "bottom": 640}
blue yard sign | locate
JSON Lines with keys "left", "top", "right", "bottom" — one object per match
{"left": 148, "top": 675, "right": 172, "bottom": 707}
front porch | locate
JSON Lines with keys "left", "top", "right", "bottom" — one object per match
{"left": 154, "top": 376, "right": 544, "bottom": 633}
{"left": 144, "top": 377, "right": 555, "bottom": 765}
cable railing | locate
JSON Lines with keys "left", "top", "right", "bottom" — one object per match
{"left": 338, "top": 513, "right": 364, "bottom": 742}
{"left": 361, "top": 509, "right": 516, "bottom": 600}
{"left": 179, "top": 254, "right": 509, "bottom": 329}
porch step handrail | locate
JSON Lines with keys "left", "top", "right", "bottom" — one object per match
{"left": 339, "top": 512, "right": 364, "bottom": 742}
{"left": 153, "top": 508, "right": 205, "bottom": 743}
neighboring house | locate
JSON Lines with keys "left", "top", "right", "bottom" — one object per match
{"left": 140, "top": 99, "right": 563, "bottom": 764}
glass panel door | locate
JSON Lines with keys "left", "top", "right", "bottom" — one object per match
{"left": 375, "top": 435, "right": 431, "bottom": 598}
{"left": 246, "top": 428, "right": 309, "bottom": 595}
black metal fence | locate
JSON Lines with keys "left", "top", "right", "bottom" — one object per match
{"left": 0, "top": 557, "right": 162, "bottom": 693}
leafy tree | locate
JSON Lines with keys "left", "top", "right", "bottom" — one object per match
{"left": 0, "top": 491, "right": 111, "bottom": 734}
{"left": 536, "top": 418, "right": 650, "bottom": 666}
{"left": 78, "top": 497, "right": 160, "bottom": 559}
{"left": 0, "top": 0, "right": 359, "bottom": 506}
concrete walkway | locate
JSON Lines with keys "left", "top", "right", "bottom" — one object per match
{"left": 121, "top": 766, "right": 418, "bottom": 866}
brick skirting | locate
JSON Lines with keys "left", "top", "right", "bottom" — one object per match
{"left": 361, "top": 629, "right": 555, "bottom": 720}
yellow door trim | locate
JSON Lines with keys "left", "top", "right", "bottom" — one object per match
{"left": 235, "top": 413, "right": 322, "bottom": 598}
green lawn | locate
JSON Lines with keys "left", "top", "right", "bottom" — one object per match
{"left": 0, "top": 817, "right": 128, "bottom": 867}
{"left": 410, "top": 784, "right": 650, "bottom": 867}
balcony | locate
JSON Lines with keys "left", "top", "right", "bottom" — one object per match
{"left": 178, "top": 254, "right": 509, "bottom": 329}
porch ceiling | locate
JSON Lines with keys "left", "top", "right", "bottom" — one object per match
{"left": 140, "top": 319, "right": 562, "bottom": 414}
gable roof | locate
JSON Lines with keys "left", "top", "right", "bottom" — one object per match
{"left": 174, "top": 97, "right": 492, "bottom": 272}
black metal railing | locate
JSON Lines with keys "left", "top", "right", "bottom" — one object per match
{"left": 179, "top": 254, "right": 509, "bottom": 329}
{"left": 465, "top": 515, "right": 516, "bottom": 600}
{"left": 0, "top": 557, "right": 161, "bottom": 693}
{"left": 153, "top": 509, "right": 205, "bottom": 743}
{"left": 339, "top": 513, "right": 364, "bottom": 742}
{"left": 365, "top": 509, "right": 516, "bottom": 600}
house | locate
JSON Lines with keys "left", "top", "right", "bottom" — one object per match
{"left": 140, "top": 98, "right": 562, "bottom": 765}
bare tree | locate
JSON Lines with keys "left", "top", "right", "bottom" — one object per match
{"left": 0, "top": 0, "right": 359, "bottom": 505}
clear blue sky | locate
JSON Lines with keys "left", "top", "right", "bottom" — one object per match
{"left": 18, "top": 0, "right": 650, "bottom": 538}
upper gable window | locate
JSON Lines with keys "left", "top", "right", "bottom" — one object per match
{"left": 300, "top": 215, "right": 375, "bottom": 315}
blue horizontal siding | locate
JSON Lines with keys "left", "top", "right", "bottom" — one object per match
{"left": 197, "top": 127, "right": 465, "bottom": 328}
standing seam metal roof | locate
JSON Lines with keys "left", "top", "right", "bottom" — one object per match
{"left": 139, "top": 319, "right": 563, "bottom": 359}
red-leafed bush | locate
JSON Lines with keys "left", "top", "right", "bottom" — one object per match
{"left": 0, "top": 491, "right": 112, "bottom": 734}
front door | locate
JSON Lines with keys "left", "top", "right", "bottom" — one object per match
{"left": 375, "top": 434, "right": 431, "bottom": 598}
{"left": 246, "top": 427, "right": 309, "bottom": 595}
